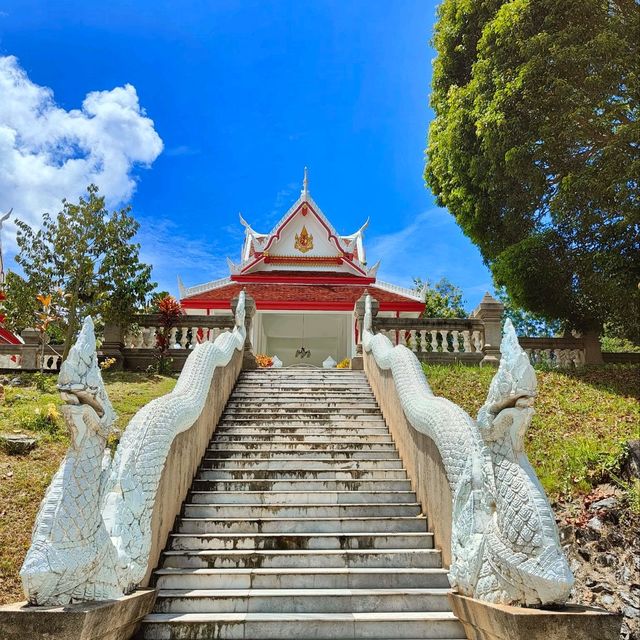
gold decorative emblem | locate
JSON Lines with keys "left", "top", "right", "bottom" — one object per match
{"left": 294, "top": 225, "right": 314, "bottom": 253}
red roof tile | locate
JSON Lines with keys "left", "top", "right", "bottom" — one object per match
{"left": 181, "top": 282, "right": 424, "bottom": 312}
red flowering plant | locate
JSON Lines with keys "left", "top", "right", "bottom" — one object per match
{"left": 154, "top": 294, "right": 183, "bottom": 374}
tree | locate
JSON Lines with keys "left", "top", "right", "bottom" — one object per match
{"left": 495, "top": 287, "right": 561, "bottom": 337}
{"left": 8, "top": 185, "right": 155, "bottom": 357}
{"left": 414, "top": 277, "right": 468, "bottom": 318}
{"left": 425, "top": 0, "right": 640, "bottom": 340}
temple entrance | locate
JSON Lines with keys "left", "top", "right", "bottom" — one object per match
{"left": 253, "top": 311, "right": 353, "bottom": 367}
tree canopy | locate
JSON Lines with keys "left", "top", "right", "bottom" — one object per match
{"left": 6, "top": 185, "right": 155, "bottom": 356}
{"left": 414, "top": 277, "right": 468, "bottom": 318}
{"left": 425, "top": 0, "right": 640, "bottom": 340}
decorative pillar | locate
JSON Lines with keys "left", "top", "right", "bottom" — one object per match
{"left": 101, "top": 322, "right": 125, "bottom": 370}
{"left": 471, "top": 292, "right": 504, "bottom": 367}
{"left": 232, "top": 292, "right": 257, "bottom": 370}
{"left": 353, "top": 290, "right": 379, "bottom": 370}
{"left": 20, "top": 328, "right": 40, "bottom": 371}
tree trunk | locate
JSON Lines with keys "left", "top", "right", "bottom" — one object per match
{"left": 62, "top": 289, "right": 80, "bottom": 360}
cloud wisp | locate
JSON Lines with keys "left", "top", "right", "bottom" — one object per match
{"left": 0, "top": 55, "right": 163, "bottom": 232}
{"left": 367, "top": 207, "right": 493, "bottom": 309}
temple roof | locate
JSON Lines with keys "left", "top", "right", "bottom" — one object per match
{"left": 179, "top": 170, "right": 424, "bottom": 313}
{"left": 181, "top": 281, "right": 424, "bottom": 312}
{"left": 228, "top": 169, "right": 375, "bottom": 278}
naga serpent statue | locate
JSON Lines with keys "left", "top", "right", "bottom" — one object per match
{"left": 362, "top": 295, "right": 574, "bottom": 606}
{"left": 21, "top": 293, "right": 246, "bottom": 605}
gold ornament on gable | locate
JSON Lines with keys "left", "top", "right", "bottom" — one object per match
{"left": 294, "top": 225, "right": 314, "bottom": 253}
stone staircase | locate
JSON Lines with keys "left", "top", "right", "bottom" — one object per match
{"left": 140, "top": 369, "right": 465, "bottom": 639}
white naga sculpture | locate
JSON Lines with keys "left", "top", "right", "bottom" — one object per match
{"left": 362, "top": 295, "right": 573, "bottom": 606}
{"left": 21, "top": 294, "right": 247, "bottom": 605}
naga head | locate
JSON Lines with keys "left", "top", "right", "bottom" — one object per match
{"left": 477, "top": 319, "right": 537, "bottom": 446}
{"left": 57, "top": 317, "right": 116, "bottom": 446}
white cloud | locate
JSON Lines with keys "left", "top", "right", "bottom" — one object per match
{"left": 0, "top": 55, "right": 163, "bottom": 232}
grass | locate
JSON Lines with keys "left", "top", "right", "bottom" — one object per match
{"left": 0, "top": 371, "right": 176, "bottom": 605}
{"left": 423, "top": 363, "right": 640, "bottom": 502}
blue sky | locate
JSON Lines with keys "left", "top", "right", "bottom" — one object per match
{"left": 0, "top": 0, "right": 493, "bottom": 310}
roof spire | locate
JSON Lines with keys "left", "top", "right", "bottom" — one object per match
{"left": 301, "top": 166, "right": 309, "bottom": 198}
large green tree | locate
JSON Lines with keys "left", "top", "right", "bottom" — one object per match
{"left": 426, "top": 0, "right": 640, "bottom": 340}
{"left": 7, "top": 184, "right": 155, "bottom": 357}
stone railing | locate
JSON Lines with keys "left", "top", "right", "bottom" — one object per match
{"left": 373, "top": 317, "right": 485, "bottom": 364}
{"left": 123, "top": 314, "right": 235, "bottom": 349}
{"left": 361, "top": 293, "right": 574, "bottom": 606}
{"left": 518, "top": 336, "right": 586, "bottom": 369}
{"left": 20, "top": 295, "right": 248, "bottom": 608}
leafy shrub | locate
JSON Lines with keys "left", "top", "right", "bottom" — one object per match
{"left": 22, "top": 403, "right": 62, "bottom": 436}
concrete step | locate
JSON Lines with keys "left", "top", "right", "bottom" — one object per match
{"left": 181, "top": 503, "right": 420, "bottom": 519}
{"left": 207, "top": 442, "right": 398, "bottom": 452}
{"left": 189, "top": 479, "right": 413, "bottom": 492}
{"left": 223, "top": 402, "right": 380, "bottom": 416}
{"left": 168, "top": 531, "right": 434, "bottom": 552}
{"left": 154, "top": 587, "right": 453, "bottom": 614}
{"left": 188, "top": 490, "right": 418, "bottom": 505}
{"left": 212, "top": 429, "right": 393, "bottom": 438}
{"left": 177, "top": 516, "right": 426, "bottom": 535}
{"left": 154, "top": 567, "right": 450, "bottom": 590}
{"left": 161, "top": 548, "right": 442, "bottom": 569}
{"left": 199, "top": 458, "right": 405, "bottom": 470}
{"left": 230, "top": 391, "right": 377, "bottom": 398}
{"left": 196, "top": 468, "right": 409, "bottom": 481}
{"left": 141, "top": 611, "right": 465, "bottom": 639}
{"left": 210, "top": 433, "right": 394, "bottom": 443}
{"left": 205, "top": 449, "right": 401, "bottom": 460}
{"left": 219, "top": 416, "right": 387, "bottom": 424}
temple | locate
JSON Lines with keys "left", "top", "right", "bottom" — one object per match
{"left": 179, "top": 170, "right": 424, "bottom": 366}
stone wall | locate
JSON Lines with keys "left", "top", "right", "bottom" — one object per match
{"left": 141, "top": 347, "right": 243, "bottom": 586}
{"left": 363, "top": 350, "right": 453, "bottom": 566}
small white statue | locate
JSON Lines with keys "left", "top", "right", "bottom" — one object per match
{"left": 322, "top": 356, "right": 337, "bottom": 369}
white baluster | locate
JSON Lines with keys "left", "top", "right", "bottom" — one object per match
{"left": 472, "top": 330, "right": 483, "bottom": 352}
{"left": 462, "top": 330, "right": 471, "bottom": 353}
{"left": 419, "top": 329, "right": 428, "bottom": 353}
{"left": 179, "top": 327, "right": 188, "bottom": 348}
{"left": 142, "top": 327, "right": 154, "bottom": 348}
{"left": 451, "top": 330, "right": 460, "bottom": 353}
{"left": 169, "top": 327, "right": 178, "bottom": 348}
{"left": 189, "top": 327, "right": 199, "bottom": 349}
{"left": 430, "top": 330, "right": 438, "bottom": 352}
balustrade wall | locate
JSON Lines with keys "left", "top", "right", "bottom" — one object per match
{"left": 372, "top": 317, "right": 486, "bottom": 364}
{"left": 120, "top": 314, "right": 236, "bottom": 371}
{"left": 1, "top": 304, "right": 633, "bottom": 373}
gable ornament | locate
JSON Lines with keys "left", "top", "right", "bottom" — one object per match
{"left": 294, "top": 225, "right": 314, "bottom": 253}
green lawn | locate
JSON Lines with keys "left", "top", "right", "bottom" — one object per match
{"left": 0, "top": 372, "right": 176, "bottom": 604}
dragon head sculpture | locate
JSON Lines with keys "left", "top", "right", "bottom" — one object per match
{"left": 57, "top": 316, "right": 116, "bottom": 446}
{"left": 477, "top": 318, "right": 537, "bottom": 447}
